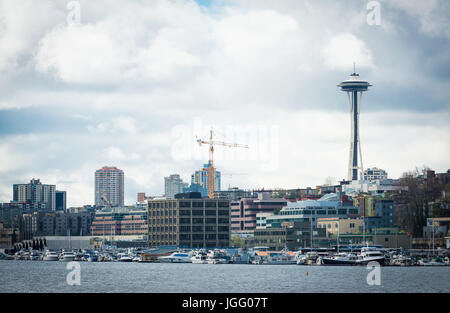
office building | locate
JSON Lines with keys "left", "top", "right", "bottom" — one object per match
{"left": 95, "top": 166, "right": 124, "bottom": 207}
{"left": 90, "top": 208, "right": 148, "bottom": 238}
{"left": 148, "top": 194, "right": 230, "bottom": 248}
{"left": 230, "top": 192, "right": 287, "bottom": 233}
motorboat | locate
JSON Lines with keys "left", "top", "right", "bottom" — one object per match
{"left": 355, "top": 247, "right": 386, "bottom": 265}
{"left": 59, "top": 251, "right": 76, "bottom": 262}
{"left": 117, "top": 253, "right": 133, "bottom": 262}
{"left": 191, "top": 250, "right": 208, "bottom": 264}
{"left": 253, "top": 249, "right": 297, "bottom": 265}
{"left": 206, "top": 249, "right": 229, "bottom": 264}
{"left": 322, "top": 252, "right": 358, "bottom": 265}
{"left": 42, "top": 250, "right": 59, "bottom": 261}
{"left": 158, "top": 251, "right": 193, "bottom": 263}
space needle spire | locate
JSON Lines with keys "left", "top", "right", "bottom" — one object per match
{"left": 338, "top": 68, "right": 372, "bottom": 181}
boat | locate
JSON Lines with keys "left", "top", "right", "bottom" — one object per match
{"left": 191, "top": 250, "right": 208, "bottom": 264}
{"left": 59, "top": 251, "right": 76, "bottom": 262}
{"left": 253, "top": 249, "right": 297, "bottom": 265}
{"left": 117, "top": 253, "right": 133, "bottom": 262}
{"left": 206, "top": 249, "right": 229, "bottom": 264}
{"left": 42, "top": 250, "right": 59, "bottom": 261}
{"left": 158, "top": 251, "right": 193, "bottom": 263}
{"left": 355, "top": 247, "right": 386, "bottom": 265}
{"left": 322, "top": 252, "right": 358, "bottom": 265}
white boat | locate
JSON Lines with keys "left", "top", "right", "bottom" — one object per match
{"left": 191, "top": 250, "right": 208, "bottom": 264}
{"left": 59, "top": 251, "right": 76, "bottom": 262}
{"left": 117, "top": 253, "right": 133, "bottom": 262}
{"left": 42, "top": 250, "right": 59, "bottom": 261}
{"left": 253, "top": 249, "right": 297, "bottom": 265}
{"left": 206, "top": 250, "right": 228, "bottom": 264}
{"left": 158, "top": 251, "right": 193, "bottom": 263}
{"left": 355, "top": 247, "right": 386, "bottom": 265}
{"left": 322, "top": 252, "right": 359, "bottom": 265}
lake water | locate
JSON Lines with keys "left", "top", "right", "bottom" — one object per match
{"left": 0, "top": 260, "right": 448, "bottom": 293}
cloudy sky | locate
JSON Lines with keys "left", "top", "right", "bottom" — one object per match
{"left": 0, "top": 0, "right": 449, "bottom": 207}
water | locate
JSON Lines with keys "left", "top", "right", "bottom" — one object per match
{"left": 0, "top": 260, "right": 448, "bottom": 293}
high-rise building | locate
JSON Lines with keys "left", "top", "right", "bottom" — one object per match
{"left": 95, "top": 166, "right": 124, "bottom": 207}
{"left": 13, "top": 179, "right": 56, "bottom": 210}
{"left": 363, "top": 167, "right": 388, "bottom": 181}
{"left": 55, "top": 191, "right": 66, "bottom": 211}
{"left": 164, "top": 174, "right": 188, "bottom": 199}
{"left": 191, "top": 163, "right": 221, "bottom": 195}
{"left": 338, "top": 70, "right": 371, "bottom": 181}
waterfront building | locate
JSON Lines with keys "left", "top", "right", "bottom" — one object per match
{"left": 316, "top": 217, "right": 364, "bottom": 238}
{"left": 265, "top": 193, "right": 360, "bottom": 229}
{"left": 230, "top": 192, "right": 287, "bottom": 233}
{"left": 164, "top": 174, "right": 189, "bottom": 199}
{"left": 190, "top": 163, "right": 221, "bottom": 195}
{"left": 341, "top": 179, "right": 406, "bottom": 195}
{"left": 363, "top": 167, "right": 388, "bottom": 181}
{"left": 353, "top": 195, "right": 395, "bottom": 231}
{"left": 0, "top": 221, "right": 11, "bottom": 249}
{"left": 13, "top": 179, "right": 56, "bottom": 210}
{"left": 55, "top": 190, "right": 66, "bottom": 211}
{"left": 244, "top": 221, "right": 327, "bottom": 250}
{"left": 90, "top": 207, "right": 148, "bottom": 238}
{"left": 95, "top": 166, "right": 124, "bottom": 207}
{"left": 256, "top": 212, "right": 273, "bottom": 229}
{"left": 148, "top": 193, "right": 230, "bottom": 248}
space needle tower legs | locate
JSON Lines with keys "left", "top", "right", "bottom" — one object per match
{"left": 338, "top": 69, "right": 372, "bottom": 181}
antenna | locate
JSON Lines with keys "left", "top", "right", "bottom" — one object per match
{"left": 353, "top": 62, "right": 356, "bottom": 74}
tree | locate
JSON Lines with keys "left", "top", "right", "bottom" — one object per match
{"left": 231, "top": 235, "right": 244, "bottom": 248}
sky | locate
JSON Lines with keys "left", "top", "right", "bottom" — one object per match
{"left": 0, "top": 0, "right": 449, "bottom": 207}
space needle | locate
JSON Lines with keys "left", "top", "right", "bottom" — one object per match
{"left": 338, "top": 66, "right": 372, "bottom": 181}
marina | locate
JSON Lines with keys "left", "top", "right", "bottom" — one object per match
{"left": 0, "top": 259, "right": 449, "bottom": 293}
{"left": 2, "top": 245, "right": 449, "bottom": 267}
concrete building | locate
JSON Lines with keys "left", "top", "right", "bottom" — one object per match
{"left": 90, "top": 208, "right": 148, "bottom": 238}
{"left": 230, "top": 192, "right": 287, "bottom": 233}
{"left": 164, "top": 174, "right": 189, "bottom": 199}
{"left": 0, "top": 221, "right": 11, "bottom": 249}
{"left": 13, "top": 179, "right": 56, "bottom": 210}
{"left": 363, "top": 167, "right": 388, "bottom": 181}
{"left": 95, "top": 166, "right": 124, "bottom": 207}
{"left": 317, "top": 217, "right": 364, "bottom": 238}
{"left": 214, "top": 187, "right": 252, "bottom": 201}
{"left": 148, "top": 194, "right": 230, "bottom": 248}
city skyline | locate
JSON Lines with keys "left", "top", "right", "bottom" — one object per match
{"left": 0, "top": 0, "right": 449, "bottom": 207}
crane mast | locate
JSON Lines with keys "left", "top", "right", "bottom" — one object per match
{"left": 197, "top": 129, "right": 248, "bottom": 199}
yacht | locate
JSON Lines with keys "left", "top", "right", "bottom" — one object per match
{"left": 158, "top": 251, "right": 193, "bottom": 263}
{"left": 191, "top": 250, "right": 208, "bottom": 264}
{"left": 42, "top": 250, "right": 59, "bottom": 261}
{"left": 322, "top": 252, "right": 358, "bottom": 265}
{"left": 59, "top": 251, "right": 76, "bottom": 262}
{"left": 117, "top": 253, "right": 133, "bottom": 262}
{"left": 355, "top": 247, "right": 386, "bottom": 265}
{"left": 206, "top": 249, "right": 229, "bottom": 264}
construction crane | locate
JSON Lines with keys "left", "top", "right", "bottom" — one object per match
{"left": 197, "top": 129, "right": 249, "bottom": 199}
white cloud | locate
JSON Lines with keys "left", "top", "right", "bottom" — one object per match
{"left": 322, "top": 33, "right": 374, "bottom": 70}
